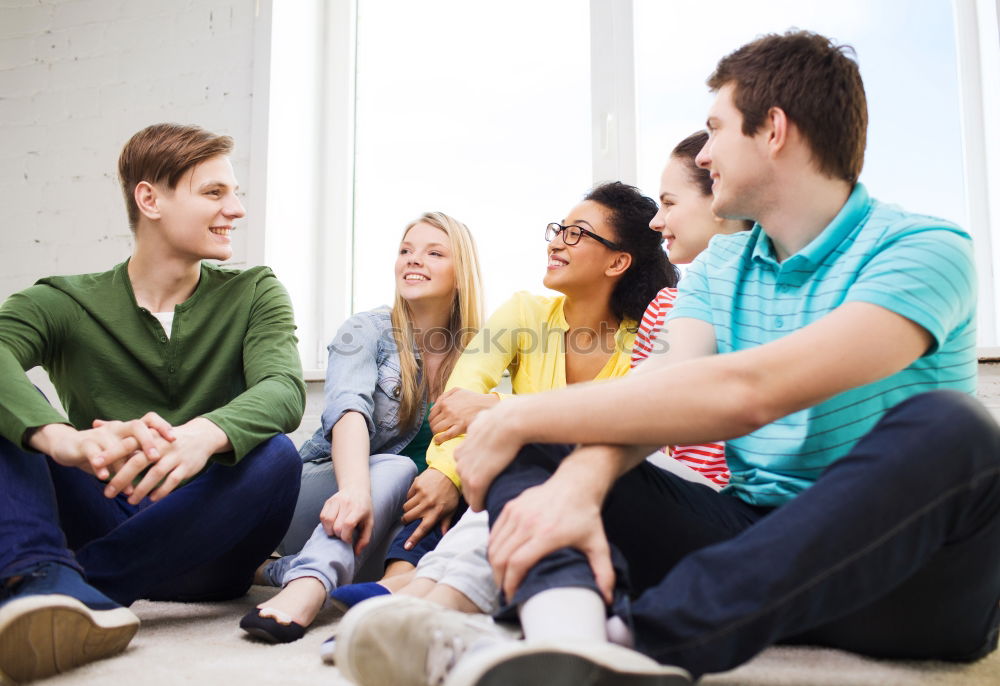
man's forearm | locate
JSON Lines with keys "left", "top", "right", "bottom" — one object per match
{"left": 505, "top": 355, "right": 759, "bottom": 451}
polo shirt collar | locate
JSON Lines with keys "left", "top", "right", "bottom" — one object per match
{"left": 751, "top": 183, "right": 871, "bottom": 272}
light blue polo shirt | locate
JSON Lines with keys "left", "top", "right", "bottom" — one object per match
{"left": 668, "top": 184, "right": 977, "bottom": 506}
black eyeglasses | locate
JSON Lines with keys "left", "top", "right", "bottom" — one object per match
{"left": 545, "top": 223, "right": 623, "bottom": 251}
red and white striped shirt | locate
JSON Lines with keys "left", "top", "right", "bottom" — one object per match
{"left": 631, "top": 287, "right": 730, "bottom": 487}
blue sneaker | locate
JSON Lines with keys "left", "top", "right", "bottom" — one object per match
{"left": 328, "top": 582, "right": 391, "bottom": 613}
{"left": 0, "top": 562, "right": 139, "bottom": 683}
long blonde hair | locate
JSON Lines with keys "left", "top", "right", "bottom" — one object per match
{"left": 391, "top": 212, "right": 484, "bottom": 428}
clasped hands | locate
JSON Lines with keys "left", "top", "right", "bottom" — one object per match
{"left": 30, "top": 413, "right": 227, "bottom": 505}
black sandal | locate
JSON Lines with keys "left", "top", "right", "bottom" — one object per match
{"left": 239, "top": 607, "right": 306, "bottom": 643}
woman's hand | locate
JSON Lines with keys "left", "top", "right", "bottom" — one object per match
{"left": 400, "top": 467, "right": 460, "bottom": 549}
{"left": 429, "top": 388, "right": 500, "bottom": 444}
{"left": 455, "top": 400, "right": 529, "bottom": 511}
{"left": 320, "top": 488, "right": 375, "bottom": 555}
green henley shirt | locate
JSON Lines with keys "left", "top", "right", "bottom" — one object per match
{"left": 0, "top": 260, "right": 306, "bottom": 463}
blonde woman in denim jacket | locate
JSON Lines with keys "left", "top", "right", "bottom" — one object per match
{"left": 240, "top": 212, "right": 484, "bottom": 642}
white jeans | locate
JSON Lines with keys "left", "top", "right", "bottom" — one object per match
{"left": 413, "top": 508, "right": 499, "bottom": 613}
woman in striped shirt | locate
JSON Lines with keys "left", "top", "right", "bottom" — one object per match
{"left": 633, "top": 131, "right": 754, "bottom": 486}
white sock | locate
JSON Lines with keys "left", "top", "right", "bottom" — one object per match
{"left": 605, "top": 615, "right": 634, "bottom": 648}
{"left": 518, "top": 587, "right": 607, "bottom": 642}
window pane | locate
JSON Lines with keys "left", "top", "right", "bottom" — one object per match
{"left": 353, "top": 0, "right": 591, "bottom": 316}
{"left": 634, "top": 0, "right": 966, "bottom": 231}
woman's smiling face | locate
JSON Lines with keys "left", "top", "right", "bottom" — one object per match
{"left": 543, "top": 200, "right": 621, "bottom": 293}
{"left": 395, "top": 221, "right": 456, "bottom": 306}
{"left": 648, "top": 156, "right": 721, "bottom": 265}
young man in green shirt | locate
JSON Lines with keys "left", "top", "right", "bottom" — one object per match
{"left": 0, "top": 123, "right": 306, "bottom": 683}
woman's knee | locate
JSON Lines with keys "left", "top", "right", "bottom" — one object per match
{"left": 369, "top": 454, "right": 418, "bottom": 503}
{"left": 371, "top": 453, "right": 419, "bottom": 483}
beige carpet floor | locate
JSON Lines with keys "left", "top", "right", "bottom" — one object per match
{"left": 32, "top": 586, "right": 999, "bottom": 685}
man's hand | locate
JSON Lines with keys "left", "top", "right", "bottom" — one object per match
{"left": 400, "top": 467, "right": 460, "bottom": 550}
{"left": 429, "top": 388, "right": 500, "bottom": 444}
{"left": 488, "top": 475, "right": 615, "bottom": 604}
{"left": 455, "top": 400, "right": 529, "bottom": 511}
{"left": 102, "top": 417, "right": 228, "bottom": 505}
{"left": 320, "top": 488, "right": 375, "bottom": 555}
{"left": 28, "top": 412, "right": 176, "bottom": 481}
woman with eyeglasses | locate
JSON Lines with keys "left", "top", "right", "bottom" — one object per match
{"left": 319, "top": 181, "right": 676, "bottom": 636}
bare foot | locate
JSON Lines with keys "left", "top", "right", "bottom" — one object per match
{"left": 396, "top": 577, "right": 437, "bottom": 598}
{"left": 382, "top": 560, "right": 416, "bottom": 578}
{"left": 425, "top": 583, "right": 481, "bottom": 613}
{"left": 397, "top": 577, "right": 481, "bottom": 613}
{"left": 256, "top": 576, "right": 327, "bottom": 627}
{"left": 379, "top": 570, "right": 417, "bottom": 592}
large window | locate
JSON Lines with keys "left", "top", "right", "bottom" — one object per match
{"left": 352, "top": 0, "right": 591, "bottom": 317}
{"left": 263, "top": 0, "right": 1000, "bottom": 372}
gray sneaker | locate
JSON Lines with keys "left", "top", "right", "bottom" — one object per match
{"left": 443, "top": 639, "right": 692, "bottom": 686}
{"left": 334, "top": 595, "right": 517, "bottom": 686}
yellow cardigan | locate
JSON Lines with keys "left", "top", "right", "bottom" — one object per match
{"left": 426, "top": 291, "right": 637, "bottom": 488}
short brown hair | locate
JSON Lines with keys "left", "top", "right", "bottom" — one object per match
{"left": 707, "top": 30, "right": 868, "bottom": 184}
{"left": 118, "top": 123, "right": 234, "bottom": 229}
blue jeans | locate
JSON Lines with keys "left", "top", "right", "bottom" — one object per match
{"left": 0, "top": 434, "right": 301, "bottom": 606}
{"left": 386, "top": 498, "right": 469, "bottom": 567}
{"left": 486, "top": 391, "right": 1000, "bottom": 678}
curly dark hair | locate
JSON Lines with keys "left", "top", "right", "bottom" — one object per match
{"left": 584, "top": 181, "right": 678, "bottom": 324}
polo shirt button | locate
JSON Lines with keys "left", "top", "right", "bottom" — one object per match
{"left": 169, "top": 366, "right": 176, "bottom": 373}
{"left": 160, "top": 336, "right": 167, "bottom": 343}
{"left": 775, "top": 318, "right": 784, "bottom": 329}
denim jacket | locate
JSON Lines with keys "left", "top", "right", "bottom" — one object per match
{"left": 298, "top": 307, "right": 426, "bottom": 463}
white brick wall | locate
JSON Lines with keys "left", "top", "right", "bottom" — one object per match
{"left": 0, "top": 0, "right": 259, "bottom": 301}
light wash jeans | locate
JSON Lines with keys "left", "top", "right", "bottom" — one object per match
{"left": 267, "top": 453, "right": 417, "bottom": 593}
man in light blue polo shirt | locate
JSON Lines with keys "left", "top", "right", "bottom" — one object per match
{"left": 331, "top": 30, "right": 1000, "bottom": 686}
{"left": 675, "top": 181, "right": 978, "bottom": 506}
